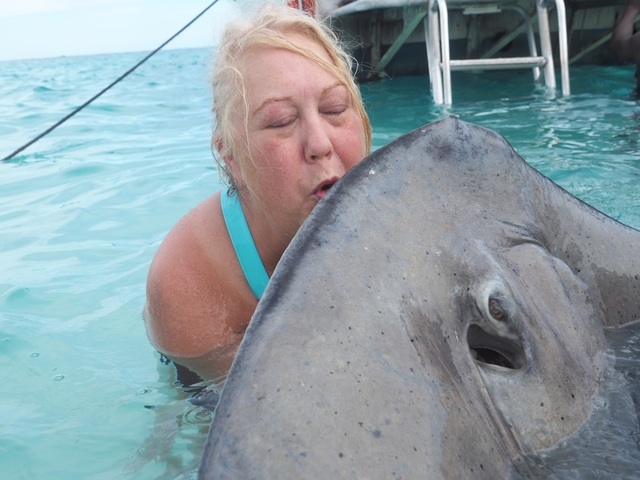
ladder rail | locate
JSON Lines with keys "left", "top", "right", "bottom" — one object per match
{"left": 537, "top": 0, "right": 557, "bottom": 89}
{"left": 425, "top": 4, "right": 445, "bottom": 104}
{"left": 450, "top": 57, "right": 547, "bottom": 70}
{"left": 425, "top": 0, "right": 570, "bottom": 105}
{"left": 553, "top": 0, "right": 571, "bottom": 96}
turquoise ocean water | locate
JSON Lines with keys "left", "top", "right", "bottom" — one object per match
{"left": 1, "top": 46, "right": 640, "bottom": 479}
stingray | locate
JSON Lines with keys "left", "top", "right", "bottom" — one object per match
{"left": 198, "top": 116, "right": 640, "bottom": 479}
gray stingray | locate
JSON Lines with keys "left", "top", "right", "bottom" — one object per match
{"left": 198, "top": 116, "right": 640, "bottom": 479}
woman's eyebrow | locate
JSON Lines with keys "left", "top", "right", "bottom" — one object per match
{"left": 321, "top": 82, "right": 348, "bottom": 96}
{"left": 253, "top": 96, "right": 294, "bottom": 116}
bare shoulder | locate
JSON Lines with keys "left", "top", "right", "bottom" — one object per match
{"left": 143, "top": 192, "right": 256, "bottom": 380}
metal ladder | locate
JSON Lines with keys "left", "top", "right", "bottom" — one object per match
{"left": 425, "top": 0, "right": 570, "bottom": 105}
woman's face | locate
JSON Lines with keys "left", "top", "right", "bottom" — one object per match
{"left": 230, "top": 33, "right": 367, "bottom": 239}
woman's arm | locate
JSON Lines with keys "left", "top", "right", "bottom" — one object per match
{"left": 612, "top": 2, "right": 640, "bottom": 63}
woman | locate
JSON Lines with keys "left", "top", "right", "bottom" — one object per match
{"left": 143, "top": 4, "right": 372, "bottom": 387}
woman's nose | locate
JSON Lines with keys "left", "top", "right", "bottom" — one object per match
{"left": 304, "top": 115, "right": 333, "bottom": 162}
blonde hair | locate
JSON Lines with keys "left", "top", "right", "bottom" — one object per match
{"left": 211, "top": 3, "right": 372, "bottom": 192}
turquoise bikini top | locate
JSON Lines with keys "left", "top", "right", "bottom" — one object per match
{"left": 220, "top": 189, "right": 270, "bottom": 300}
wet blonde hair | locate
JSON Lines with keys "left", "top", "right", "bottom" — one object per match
{"left": 211, "top": 3, "right": 372, "bottom": 192}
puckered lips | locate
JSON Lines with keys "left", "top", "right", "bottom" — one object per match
{"left": 314, "top": 176, "right": 339, "bottom": 200}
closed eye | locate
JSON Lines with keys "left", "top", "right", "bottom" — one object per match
{"left": 322, "top": 104, "right": 347, "bottom": 116}
{"left": 269, "top": 115, "right": 297, "bottom": 128}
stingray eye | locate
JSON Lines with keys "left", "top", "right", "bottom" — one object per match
{"left": 488, "top": 298, "right": 505, "bottom": 321}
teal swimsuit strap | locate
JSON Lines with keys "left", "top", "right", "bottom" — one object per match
{"left": 220, "top": 189, "right": 269, "bottom": 300}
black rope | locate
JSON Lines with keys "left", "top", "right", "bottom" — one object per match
{"left": 2, "top": 0, "right": 221, "bottom": 162}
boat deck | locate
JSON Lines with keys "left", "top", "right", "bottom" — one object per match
{"left": 325, "top": 0, "right": 634, "bottom": 82}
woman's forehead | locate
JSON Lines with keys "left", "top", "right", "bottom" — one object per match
{"left": 241, "top": 31, "right": 332, "bottom": 68}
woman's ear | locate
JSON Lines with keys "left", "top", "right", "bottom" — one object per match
{"left": 227, "top": 156, "right": 243, "bottom": 187}
{"left": 217, "top": 139, "right": 244, "bottom": 189}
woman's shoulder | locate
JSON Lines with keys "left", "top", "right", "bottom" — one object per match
{"left": 149, "top": 194, "right": 225, "bottom": 287}
{"left": 144, "top": 192, "right": 255, "bottom": 359}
